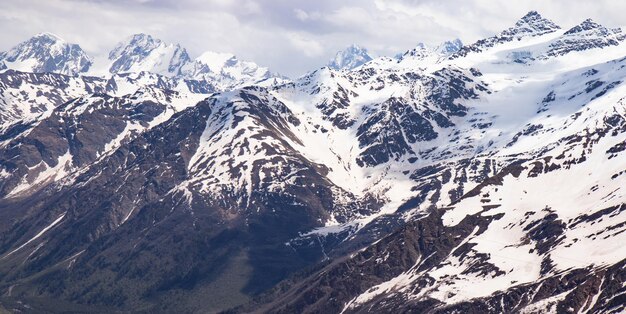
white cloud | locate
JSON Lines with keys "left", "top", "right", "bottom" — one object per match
{"left": 287, "top": 32, "right": 324, "bottom": 57}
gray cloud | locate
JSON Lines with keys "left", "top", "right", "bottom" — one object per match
{"left": 1, "top": 0, "right": 625, "bottom": 77}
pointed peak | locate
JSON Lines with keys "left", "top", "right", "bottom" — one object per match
{"left": 130, "top": 33, "right": 151, "bottom": 39}
{"left": 347, "top": 44, "right": 366, "bottom": 50}
{"left": 518, "top": 10, "right": 541, "bottom": 22}
{"left": 340, "top": 44, "right": 371, "bottom": 54}
{"left": 126, "top": 33, "right": 160, "bottom": 45}
{"left": 328, "top": 44, "right": 373, "bottom": 70}
{"left": 33, "top": 32, "right": 64, "bottom": 42}
{"left": 451, "top": 11, "right": 560, "bottom": 59}
{"left": 512, "top": 10, "right": 560, "bottom": 31}
{"left": 496, "top": 10, "right": 561, "bottom": 40}
{"left": 437, "top": 39, "right": 463, "bottom": 55}
{"left": 564, "top": 18, "right": 611, "bottom": 35}
{"left": 108, "top": 33, "right": 191, "bottom": 77}
{"left": 1, "top": 32, "right": 91, "bottom": 75}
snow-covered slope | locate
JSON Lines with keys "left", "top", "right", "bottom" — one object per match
{"left": 243, "top": 11, "right": 626, "bottom": 314}
{"left": 0, "top": 33, "right": 92, "bottom": 76}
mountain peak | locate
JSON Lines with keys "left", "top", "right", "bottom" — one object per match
{"left": 517, "top": 10, "right": 541, "bottom": 23}
{"left": 196, "top": 51, "right": 237, "bottom": 72}
{"left": 130, "top": 33, "right": 152, "bottom": 40}
{"left": 563, "top": 18, "right": 618, "bottom": 36}
{"left": 543, "top": 18, "right": 626, "bottom": 58}
{"left": 328, "top": 44, "right": 373, "bottom": 70}
{"left": 126, "top": 33, "right": 165, "bottom": 48}
{"left": 108, "top": 33, "right": 191, "bottom": 77}
{"left": 437, "top": 39, "right": 463, "bottom": 55}
{"left": 507, "top": 10, "right": 561, "bottom": 37}
{"left": 398, "top": 40, "right": 461, "bottom": 61}
{"left": 452, "top": 11, "right": 561, "bottom": 58}
{"left": 0, "top": 33, "right": 92, "bottom": 75}
{"left": 190, "top": 50, "right": 276, "bottom": 90}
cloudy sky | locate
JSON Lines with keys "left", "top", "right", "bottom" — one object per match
{"left": 0, "top": 0, "right": 624, "bottom": 77}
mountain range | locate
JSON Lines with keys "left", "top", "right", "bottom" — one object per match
{"left": 0, "top": 10, "right": 624, "bottom": 314}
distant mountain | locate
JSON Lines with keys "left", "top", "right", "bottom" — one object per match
{"left": 327, "top": 44, "right": 374, "bottom": 70}
{"left": 108, "top": 33, "right": 192, "bottom": 77}
{"left": 106, "top": 33, "right": 285, "bottom": 90}
{"left": 543, "top": 18, "right": 626, "bottom": 57}
{"left": 453, "top": 10, "right": 561, "bottom": 58}
{"left": 0, "top": 33, "right": 92, "bottom": 75}
{"left": 394, "top": 39, "right": 463, "bottom": 67}
{"left": 189, "top": 51, "right": 278, "bottom": 90}
{"left": 0, "top": 32, "right": 285, "bottom": 92}
{"left": 437, "top": 39, "right": 463, "bottom": 55}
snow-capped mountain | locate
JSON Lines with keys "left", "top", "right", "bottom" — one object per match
{"left": 437, "top": 38, "right": 464, "bottom": 55}
{"left": 245, "top": 11, "right": 626, "bottom": 313}
{"left": 107, "top": 33, "right": 192, "bottom": 77}
{"left": 453, "top": 10, "right": 561, "bottom": 58}
{"left": 189, "top": 51, "right": 280, "bottom": 90}
{"left": 328, "top": 44, "right": 374, "bottom": 70}
{"left": 0, "top": 10, "right": 625, "bottom": 314}
{"left": 0, "top": 33, "right": 92, "bottom": 75}
{"left": 105, "top": 33, "right": 284, "bottom": 90}
{"left": 0, "top": 32, "right": 285, "bottom": 93}
{"left": 397, "top": 39, "right": 464, "bottom": 64}
{"left": 543, "top": 18, "right": 626, "bottom": 58}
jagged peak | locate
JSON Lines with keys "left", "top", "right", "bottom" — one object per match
{"left": 508, "top": 10, "right": 561, "bottom": 36}
{"left": 437, "top": 39, "right": 463, "bottom": 55}
{"left": 0, "top": 32, "right": 92, "bottom": 75}
{"left": 344, "top": 44, "right": 369, "bottom": 53}
{"left": 398, "top": 40, "right": 460, "bottom": 61}
{"left": 516, "top": 10, "right": 542, "bottom": 24}
{"left": 129, "top": 33, "right": 153, "bottom": 41}
{"left": 109, "top": 33, "right": 186, "bottom": 60}
{"left": 563, "top": 18, "right": 619, "bottom": 36}
{"left": 328, "top": 44, "right": 373, "bottom": 70}
{"left": 398, "top": 43, "right": 429, "bottom": 58}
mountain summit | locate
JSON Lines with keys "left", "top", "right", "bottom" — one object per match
{"left": 505, "top": 10, "right": 561, "bottom": 38}
{"left": 108, "top": 33, "right": 192, "bottom": 77}
{"left": 453, "top": 11, "right": 561, "bottom": 57}
{"left": 0, "top": 33, "right": 92, "bottom": 75}
{"left": 327, "top": 44, "right": 374, "bottom": 70}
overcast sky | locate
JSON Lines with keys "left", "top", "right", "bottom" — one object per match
{"left": 1, "top": 0, "right": 624, "bottom": 77}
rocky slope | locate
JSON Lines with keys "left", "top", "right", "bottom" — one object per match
{"left": 242, "top": 11, "right": 626, "bottom": 314}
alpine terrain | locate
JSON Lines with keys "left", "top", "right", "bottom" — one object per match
{"left": 0, "top": 10, "right": 624, "bottom": 314}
